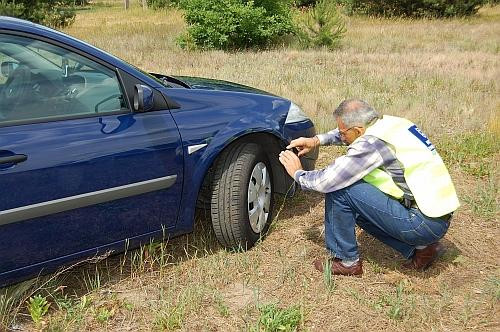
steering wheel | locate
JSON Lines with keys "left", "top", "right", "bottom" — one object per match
{"left": 0, "top": 65, "right": 32, "bottom": 107}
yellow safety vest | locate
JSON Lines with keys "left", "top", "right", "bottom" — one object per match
{"left": 362, "top": 115, "right": 460, "bottom": 217}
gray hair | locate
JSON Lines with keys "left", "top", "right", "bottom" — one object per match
{"left": 333, "top": 99, "right": 380, "bottom": 128}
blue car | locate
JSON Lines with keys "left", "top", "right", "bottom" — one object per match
{"left": 0, "top": 17, "right": 317, "bottom": 287}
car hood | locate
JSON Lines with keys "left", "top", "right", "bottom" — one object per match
{"left": 172, "top": 76, "right": 274, "bottom": 96}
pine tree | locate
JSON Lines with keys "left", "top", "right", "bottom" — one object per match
{"left": 298, "top": 0, "right": 346, "bottom": 50}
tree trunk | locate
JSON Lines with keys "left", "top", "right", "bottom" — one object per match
{"left": 124, "top": 0, "right": 129, "bottom": 10}
{"left": 143, "top": 0, "right": 148, "bottom": 9}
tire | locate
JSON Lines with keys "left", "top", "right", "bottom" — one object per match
{"left": 210, "top": 143, "right": 274, "bottom": 250}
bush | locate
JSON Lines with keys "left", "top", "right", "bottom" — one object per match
{"left": 147, "top": 0, "right": 181, "bottom": 9}
{"left": 0, "top": 0, "right": 76, "bottom": 27}
{"left": 0, "top": 1, "right": 24, "bottom": 18}
{"left": 294, "top": 0, "right": 319, "bottom": 7}
{"left": 297, "top": 0, "right": 346, "bottom": 49}
{"left": 178, "top": 0, "right": 295, "bottom": 50}
{"left": 340, "top": 0, "right": 486, "bottom": 18}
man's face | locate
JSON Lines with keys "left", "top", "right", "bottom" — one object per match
{"left": 337, "top": 117, "right": 365, "bottom": 145}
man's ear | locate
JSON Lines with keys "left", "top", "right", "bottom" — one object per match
{"left": 355, "top": 126, "right": 366, "bottom": 136}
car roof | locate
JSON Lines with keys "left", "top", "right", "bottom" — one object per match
{"left": 0, "top": 16, "right": 161, "bottom": 87}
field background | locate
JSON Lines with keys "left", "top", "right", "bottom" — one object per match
{"left": 2, "top": 0, "right": 499, "bottom": 331}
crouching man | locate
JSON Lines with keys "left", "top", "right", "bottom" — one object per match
{"left": 279, "top": 99, "right": 459, "bottom": 276}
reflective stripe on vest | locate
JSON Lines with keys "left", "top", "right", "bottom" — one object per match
{"left": 362, "top": 115, "right": 460, "bottom": 217}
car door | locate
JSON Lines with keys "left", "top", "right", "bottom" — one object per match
{"left": 0, "top": 33, "right": 183, "bottom": 281}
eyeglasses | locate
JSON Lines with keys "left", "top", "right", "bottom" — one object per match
{"left": 339, "top": 127, "right": 358, "bottom": 137}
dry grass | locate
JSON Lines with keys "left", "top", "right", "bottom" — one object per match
{"left": 1, "top": 1, "right": 499, "bottom": 331}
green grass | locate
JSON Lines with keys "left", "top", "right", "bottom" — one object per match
{"left": 487, "top": 277, "right": 500, "bottom": 301}
{"left": 253, "top": 303, "right": 304, "bottom": 332}
{"left": 439, "top": 131, "right": 499, "bottom": 178}
{"left": 437, "top": 130, "right": 499, "bottom": 219}
{"left": 94, "top": 306, "right": 114, "bottom": 324}
{"left": 463, "top": 178, "right": 498, "bottom": 219}
{"left": 374, "top": 281, "right": 413, "bottom": 321}
{"left": 322, "top": 259, "right": 337, "bottom": 292}
{"left": 153, "top": 286, "right": 205, "bottom": 331}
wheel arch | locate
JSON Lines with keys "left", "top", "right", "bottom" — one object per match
{"left": 175, "top": 129, "right": 294, "bottom": 234}
{"left": 197, "top": 131, "right": 293, "bottom": 207}
{"left": 197, "top": 131, "right": 294, "bottom": 204}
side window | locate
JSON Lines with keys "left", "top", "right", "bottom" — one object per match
{"left": 0, "top": 34, "right": 127, "bottom": 124}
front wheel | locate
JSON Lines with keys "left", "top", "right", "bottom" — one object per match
{"left": 210, "top": 143, "right": 274, "bottom": 250}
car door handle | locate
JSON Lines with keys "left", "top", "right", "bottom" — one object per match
{"left": 0, "top": 154, "right": 27, "bottom": 165}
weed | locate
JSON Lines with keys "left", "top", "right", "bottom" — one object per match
{"left": 460, "top": 294, "right": 473, "bottom": 327}
{"left": 463, "top": 176, "right": 498, "bottom": 219}
{"left": 48, "top": 294, "right": 90, "bottom": 329}
{"left": 214, "top": 293, "right": 230, "bottom": 317}
{"left": 79, "top": 294, "right": 91, "bottom": 310}
{"left": 439, "top": 131, "right": 499, "bottom": 178}
{"left": 27, "top": 294, "right": 51, "bottom": 325}
{"left": 366, "top": 258, "right": 384, "bottom": 274}
{"left": 154, "top": 286, "right": 205, "bottom": 330}
{"left": 95, "top": 306, "right": 114, "bottom": 324}
{"left": 493, "top": 278, "right": 500, "bottom": 301}
{"left": 374, "top": 281, "right": 412, "bottom": 321}
{"left": 486, "top": 276, "right": 500, "bottom": 301}
{"left": 154, "top": 302, "right": 185, "bottom": 330}
{"left": 0, "top": 280, "right": 36, "bottom": 329}
{"left": 253, "top": 303, "right": 303, "bottom": 332}
{"left": 123, "top": 300, "right": 135, "bottom": 311}
{"left": 346, "top": 287, "right": 363, "bottom": 304}
{"left": 52, "top": 293, "right": 73, "bottom": 312}
{"left": 81, "top": 266, "right": 102, "bottom": 293}
{"left": 322, "top": 259, "right": 336, "bottom": 292}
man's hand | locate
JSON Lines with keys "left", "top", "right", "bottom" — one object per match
{"left": 279, "top": 150, "right": 303, "bottom": 178}
{"left": 286, "top": 136, "right": 319, "bottom": 157}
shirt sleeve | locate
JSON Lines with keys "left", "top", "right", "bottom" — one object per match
{"left": 293, "top": 136, "right": 385, "bottom": 193}
{"left": 316, "top": 128, "right": 344, "bottom": 146}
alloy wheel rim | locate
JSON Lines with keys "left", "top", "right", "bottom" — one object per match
{"left": 247, "top": 162, "right": 271, "bottom": 233}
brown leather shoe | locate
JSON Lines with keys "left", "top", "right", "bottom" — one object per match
{"left": 404, "top": 242, "right": 445, "bottom": 270}
{"left": 313, "top": 258, "right": 363, "bottom": 277}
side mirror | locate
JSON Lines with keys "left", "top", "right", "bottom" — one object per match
{"left": 1, "top": 61, "right": 19, "bottom": 78}
{"left": 133, "top": 84, "right": 154, "bottom": 112}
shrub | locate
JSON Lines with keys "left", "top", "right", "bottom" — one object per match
{"left": 0, "top": 1, "right": 24, "bottom": 18}
{"left": 294, "top": 0, "right": 319, "bottom": 7}
{"left": 147, "top": 0, "right": 181, "bottom": 9}
{"left": 297, "top": 0, "right": 346, "bottom": 49}
{"left": 178, "top": 0, "right": 295, "bottom": 50}
{"left": 340, "top": 0, "right": 486, "bottom": 18}
{"left": 0, "top": 0, "right": 76, "bottom": 27}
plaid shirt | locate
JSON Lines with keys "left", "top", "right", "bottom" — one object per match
{"left": 294, "top": 128, "right": 404, "bottom": 194}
